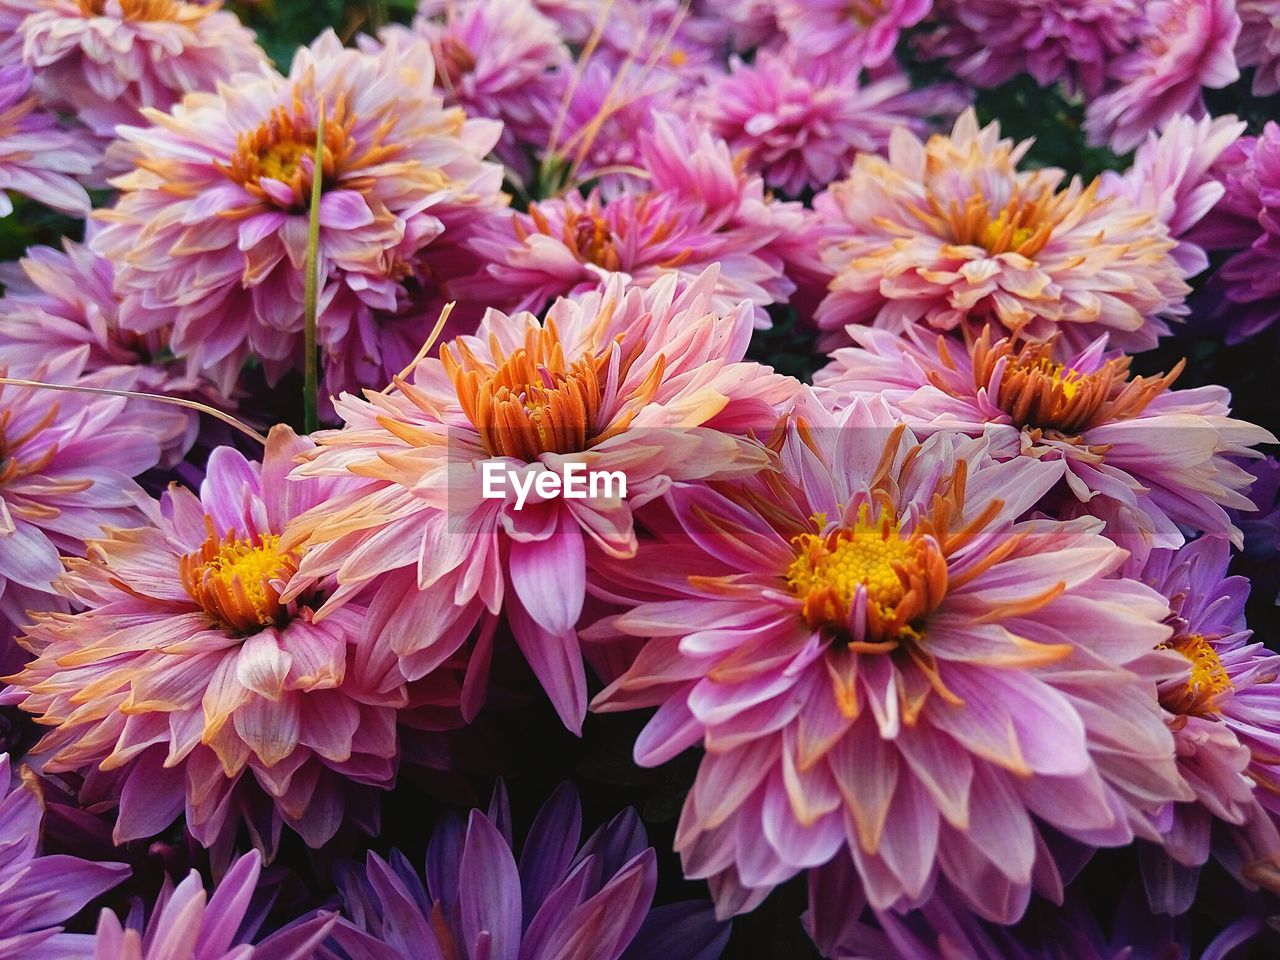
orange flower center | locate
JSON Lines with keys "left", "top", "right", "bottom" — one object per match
{"left": 441, "top": 322, "right": 663, "bottom": 463}
{"left": 77, "top": 0, "right": 191, "bottom": 19}
{"left": 963, "top": 330, "right": 1182, "bottom": 436}
{"left": 848, "top": 0, "right": 886, "bottom": 27}
{"left": 181, "top": 522, "right": 300, "bottom": 632}
{"left": 786, "top": 505, "right": 948, "bottom": 643}
{"left": 1162, "top": 633, "right": 1233, "bottom": 716}
{"left": 943, "top": 187, "right": 1057, "bottom": 257}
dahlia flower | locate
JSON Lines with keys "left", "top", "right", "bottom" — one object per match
{"left": 322, "top": 783, "right": 729, "bottom": 960}
{"left": 0, "top": 752, "right": 128, "bottom": 957}
{"left": 777, "top": 0, "right": 930, "bottom": 67}
{"left": 15, "top": 0, "right": 265, "bottom": 144}
{"left": 815, "top": 326, "right": 1273, "bottom": 556}
{"left": 0, "top": 64, "right": 95, "bottom": 218}
{"left": 1234, "top": 457, "right": 1280, "bottom": 604}
{"left": 918, "top": 0, "right": 1143, "bottom": 97}
{"left": 4, "top": 426, "right": 434, "bottom": 854}
{"left": 708, "top": 0, "right": 779, "bottom": 51}
{"left": 594, "top": 0, "right": 730, "bottom": 92}
{"left": 407, "top": 0, "right": 570, "bottom": 175}
{"left": 1131, "top": 535, "right": 1280, "bottom": 913}
{"left": 699, "top": 47, "right": 967, "bottom": 197}
{"left": 808, "top": 878, "right": 1265, "bottom": 960}
{"left": 1198, "top": 123, "right": 1280, "bottom": 343}
{"left": 1238, "top": 0, "right": 1280, "bottom": 95}
{"left": 282, "top": 270, "right": 797, "bottom": 732}
{"left": 1083, "top": 0, "right": 1241, "bottom": 154}
{"left": 590, "top": 395, "right": 1191, "bottom": 922}
{"left": 813, "top": 109, "right": 1189, "bottom": 354}
{"left": 0, "top": 349, "right": 160, "bottom": 672}
{"left": 0, "top": 238, "right": 220, "bottom": 464}
{"left": 93, "top": 29, "right": 506, "bottom": 398}
{"left": 1100, "top": 113, "right": 1246, "bottom": 279}
{"left": 469, "top": 114, "right": 796, "bottom": 324}
{"left": 92, "top": 850, "right": 336, "bottom": 960}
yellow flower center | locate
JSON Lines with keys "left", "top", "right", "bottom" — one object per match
{"left": 1163, "top": 633, "right": 1233, "bottom": 715}
{"left": 785, "top": 505, "right": 947, "bottom": 643}
{"left": 77, "top": 0, "right": 191, "bottom": 21}
{"left": 257, "top": 140, "right": 308, "bottom": 184}
{"left": 181, "top": 523, "right": 300, "bottom": 632}
{"left": 945, "top": 188, "right": 1057, "bottom": 257}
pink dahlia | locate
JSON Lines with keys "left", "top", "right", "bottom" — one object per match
{"left": 1198, "top": 123, "right": 1280, "bottom": 343}
{"left": 15, "top": 0, "right": 265, "bottom": 144}
{"left": 1100, "top": 113, "right": 1246, "bottom": 279}
{"left": 282, "top": 270, "right": 797, "bottom": 732}
{"left": 0, "top": 238, "right": 223, "bottom": 464}
{"left": 92, "top": 850, "right": 335, "bottom": 960}
{"left": 0, "top": 64, "right": 95, "bottom": 218}
{"left": 469, "top": 114, "right": 796, "bottom": 324}
{"left": 1132, "top": 535, "right": 1280, "bottom": 912}
{"left": 0, "top": 349, "right": 160, "bottom": 672}
{"left": 0, "top": 752, "right": 128, "bottom": 956}
{"left": 92, "top": 29, "right": 506, "bottom": 398}
{"left": 1238, "top": 1, "right": 1280, "bottom": 95}
{"left": 814, "top": 326, "right": 1274, "bottom": 556}
{"left": 1083, "top": 0, "right": 1241, "bottom": 154}
{"left": 917, "top": 0, "right": 1143, "bottom": 98}
{"left": 407, "top": 0, "right": 570, "bottom": 176}
{"left": 3, "top": 426, "right": 440, "bottom": 854}
{"left": 777, "top": 0, "right": 930, "bottom": 67}
{"left": 594, "top": 0, "right": 730, "bottom": 92}
{"left": 589, "top": 395, "right": 1189, "bottom": 921}
{"left": 323, "top": 784, "right": 729, "bottom": 960}
{"left": 699, "top": 46, "right": 967, "bottom": 197}
{"left": 813, "top": 109, "right": 1190, "bottom": 354}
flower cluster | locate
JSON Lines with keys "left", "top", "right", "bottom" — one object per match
{"left": 0, "top": 0, "right": 1278, "bottom": 958}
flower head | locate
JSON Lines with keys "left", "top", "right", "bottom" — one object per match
{"left": 918, "top": 0, "right": 1144, "bottom": 97}
{"left": 813, "top": 109, "right": 1190, "bottom": 354}
{"left": 4, "top": 426, "right": 437, "bottom": 853}
{"left": 815, "top": 326, "right": 1274, "bottom": 556}
{"left": 777, "top": 0, "right": 931, "bottom": 67}
{"left": 93, "top": 30, "right": 507, "bottom": 398}
{"left": 699, "top": 47, "right": 967, "bottom": 197}
{"left": 322, "top": 783, "right": 729, "bottom": 960}
{"left": 91, "top": 850, "right": 335, "bottom": 960}
{"left": 1084, "top": 0, "right": 1241, "bottom": 153}
{"left": 470, "top": 114, "right": 796, "bottom": 324}
{"left": 1238, "top": 0, "right": 1280, "bottom": 95}
{"left": 0, "top": 753, "right": 127, "bottom": 955}
{"left": 283, "top": 270, "right": 797, "bottom": 732}
{"left": 16, "top": 0, "right": 265, "bottom": 144}
{"left": 590, "top": 395, "right": 1192, "bottom": 922}
{"left": 0, "top": 349, "right": 160, "bottom": 671}
{"left": 0, "top": 64, "right": 95, "bottom": 218}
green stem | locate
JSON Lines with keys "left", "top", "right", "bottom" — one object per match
{"left": 302, "top": 107, "right": 325, "bottom": 435}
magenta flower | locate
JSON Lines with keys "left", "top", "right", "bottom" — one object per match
{"left": 699, "top": 46, "right": 967, "bottom": 196}
{"left": 469, "top": 114, "right": 797, "bottom": 324}
{"left": 918, "top": 0, "right": 1143, "bottom": 97}
{"left": 815, "top": 326, "right": 1274, "bottom": 557}
{"left": 0, "top": 349, "right": 160, "bottom": 672}
{"left": 1238, "top": 0, "right": 1280, "bottom": 95}
{"left": 322, "top": 784, "right": 729, "bottom": 960}
{"left": 4, "top": 426, "right": 438, "bottom": 854}
{"left": 92, "top": 29, "right": 507, "bottom": 398}
{"left": 777, "top": 0, "right": 931, "bottom": 67}
{"left": 1130, "top": 535, "right": 1280, "bottom": 913}
{"left": 15, "top": 0, "right": 265, "bottom": 145}
{"left": 1100, "top": 113, "right": 1247, "bottom": 279}
{"left": 407, "top": 0, "right": 569, "bottom": 176}
{"left": 0, "top": 238, "right": 225, "bottom": 465}
{"left": 1084, "top": 0, "right": 1241, "bottom": 154}
{"left": 1197, "top": 123, "right": 1280, "bottom": 343}
{"left": 0, "top": 752, "right": 127, "bottom": 957}
{"left": 91, "top": 850, "right": 335, "bottom": 960}
{"left": 282, "top": 270, "right": 797, "bottom": 732}
{"left": 0, "top": 64, "right": 95, "bottom": 218}
{"left": 590, "top": 395, "right": 1190, "bottom": 922}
